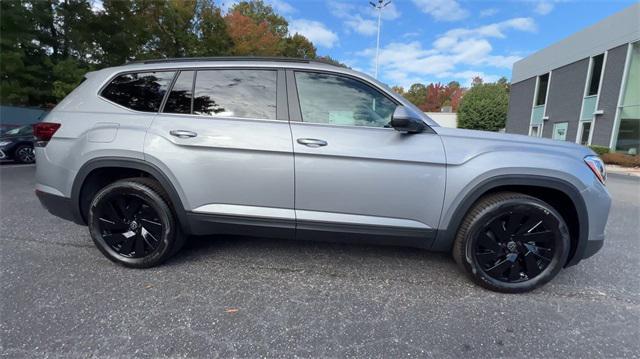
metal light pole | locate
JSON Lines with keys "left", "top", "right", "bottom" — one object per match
{"left": 370, "top": 0, "right": 390, "bottom": 79}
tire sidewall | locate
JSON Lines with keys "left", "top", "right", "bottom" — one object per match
{"left": 463, "top": 198, "right": 570, "bottom": 293}
{"left": 88, "top": 181, "right": 176, "bottom": 267}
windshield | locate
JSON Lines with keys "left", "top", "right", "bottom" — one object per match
{"left": 4, "top": 125, "right": 33, "bottom": 136}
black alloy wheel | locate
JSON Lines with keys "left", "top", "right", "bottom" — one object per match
{"left": 15, "top": 145, "right": 35, "bottom": 164}
{"left": 474, "top": 207, "right": 557, "bottom": 283}
{"left": 453, "top": 192, "right": 570, "bottom": 293}
{"left": 88, "top": 178, "right": 184, "bottom": 268}
{"left": 95, "top": 193, "right": 163, "bottom": 258}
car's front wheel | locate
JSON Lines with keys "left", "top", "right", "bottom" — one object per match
{"left": 453, "top": 192, "right": 570, "bottom": 293}
{"left": 88, "top": 178, "right": 185, "bottom": 268}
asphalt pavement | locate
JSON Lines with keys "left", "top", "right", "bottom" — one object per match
{"left": 1, "top": 163, "right": 639, "bottom": 358}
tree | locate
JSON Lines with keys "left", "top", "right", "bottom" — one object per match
{"left": 224, "top": 10, "right": 280, "bottom": 56}
{"left": 92, "top": 0, "right": 154, "bottom": 65}
{"left": 391, "top": 86, "right": 405, "bottom": 95}
{"left": 230, "top": 0, "right": 288, "bottom": 37}
{"left": 0, "top": 0, "right": 339, "bottom": 107}
{"left": 457, "top": 82, "right": 509, "bottom": 131}
{"left": 315, "top": 55, "right": 349, "bottom": 68}
{"left": 471, "top": 76, "right": 484, "bottom": 87}
{"left": 404, "top": 83, "right": 427, "bottom": 108}
{"left": 282, "top": 34, "right": 316, "bottom": 58}
{"left": 196, "top": 1, "right": 233, "bottom": 56}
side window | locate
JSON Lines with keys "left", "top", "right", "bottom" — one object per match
{"left": 101, "top": 71, "right": 175, "bottom": 112}
{"left": 294, "top": 72, "right": 397, "bottom": 128}
{"left": 193, "top": 69, "right": 277, "bottom": 120}
{"left": 164, "top": 71, "right": 194, "bottom": 114}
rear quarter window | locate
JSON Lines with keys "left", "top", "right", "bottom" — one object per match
{"left": 101, "top": 71, "right": 176, "bottom": 112}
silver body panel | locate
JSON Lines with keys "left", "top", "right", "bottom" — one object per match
{"left": 35, "top": 59, "right": 611, "bottom": 259}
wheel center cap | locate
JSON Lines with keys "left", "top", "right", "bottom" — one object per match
{"left": 507, "top": 241, "right": 518, "bottom": 252}
{"left": 129, "top": 221, "right": 139, "bottom": 231}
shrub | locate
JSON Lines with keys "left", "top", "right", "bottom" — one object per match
{"left": 589, "top": 145, "right": 610, "bottom": 156}
{"left": 457, "top": 83, "right": 509, "bottom": 131}
{"left": 601, "top": 152, "right": 640, "bottom": 167}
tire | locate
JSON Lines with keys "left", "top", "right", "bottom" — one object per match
{"left": 88, "top": 177, "right": 186, "bottom": 268}
{"left": 14, "top": 145, "right": 35, "bottom": 164}
{"left": 452, "top": 192, "right": 570, "bottom": 293}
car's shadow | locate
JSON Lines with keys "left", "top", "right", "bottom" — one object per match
{"left": 164, "top": 233, "right": 467, "bottom": 286}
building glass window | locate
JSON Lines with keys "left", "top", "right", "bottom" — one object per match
{"left": 579, "top": 122, "right": 591, "bottom": 145}
{"left": 587, "top": 54, "right": 605, "bottom": 96}
{"left": 615, "top": 41, "right": 640, "bottom": 155}
{"left": 552, "top": 122, "right": 568, "bottom": 141}
{"left": 535, "top": 73, "right": 549, "bottom": 106}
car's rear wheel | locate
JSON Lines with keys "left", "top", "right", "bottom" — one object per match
{"left": 453, "top": 192, "right": 570, "bottom": 293}
{"left": 14, "top": 145, "right": 35, "bottom": 164}
{"left": 88, "top": 178, "right": 185, "bottom": 268}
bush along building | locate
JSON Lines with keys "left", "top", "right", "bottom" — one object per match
{"left": 506, "top": 3, "right": 639, "bottom": 155}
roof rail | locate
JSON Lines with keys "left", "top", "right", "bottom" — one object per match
{"left": 127, "top": 56, "right": 327, "bottom": 65}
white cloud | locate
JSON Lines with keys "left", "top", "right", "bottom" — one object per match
{"left": 435, "top": 17, "right": 537, "bottom": 50}
{"left": 534, "top": 1, "right": 554, "bottom": 15}
{"left": 441, "top": 71, "right": 501, "bottom": 86}
{"left": 356, "top": 17, "right": 535, "bottom": 87}
{"left": 329, "top": 1, "right": 400, "bottom": 36}
{"left": 220, "top": 0, "right": 295, "bottom": 14}
{"left": 267, "top": 0, "right": 295, "bottom": 14}
{"left": 345, "top": 15, "right": 377, "bottom": 36}
{"left": 402, "top": 32, "right": 421, "bottom": 38}
{"left": 289, "top": 19, "right": 339, "bottom": 49}
{"left": 412, "top": 0, "right": 469, "bottom": 22}
{"left": 480, "top": 8, "right": 499, "bottom": 18}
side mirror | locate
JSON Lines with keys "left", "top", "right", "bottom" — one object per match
{"left": 390, "top": 106, "right": 426, "bottom": 133}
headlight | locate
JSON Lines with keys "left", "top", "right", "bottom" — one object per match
{"left": 0, "top": 140, "right": 11, "bottom": 146}
{"left": 584, "top": 155, "right": 607, "bottom": 185}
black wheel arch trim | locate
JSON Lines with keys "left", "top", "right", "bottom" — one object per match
{"left": 431, "top": 174, "right": 589, "bottom": 267}
{"left": 71, "top": 157, "right": 191, "bottom": 233}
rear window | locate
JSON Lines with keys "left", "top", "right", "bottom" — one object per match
{"left": 101, "top": 71, "right": 175, "bottom": 112}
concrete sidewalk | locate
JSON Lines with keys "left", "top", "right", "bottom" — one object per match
{"left": 607, "top": 165, "right": 640, "bottom": 177}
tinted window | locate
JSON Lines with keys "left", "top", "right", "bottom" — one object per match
{"left": 193, "top": 70, "right": 276, "bottom": 120}
{"left": 164, "top": 71, "right": 194, "bottom": 114}
{"left": 295, "top": 72, "right": 396, "bottom": 128}
{"left": 5, "top": 125, "right": 33, "bottom": 136}
{"left": 101, "top": 71, "right": 175, "bottom": 112}
{"left": 535, "top": 73, "right": 549, "bottom": 106}
{"left": 588, "top": 54, "right": 604, "bottom": 96}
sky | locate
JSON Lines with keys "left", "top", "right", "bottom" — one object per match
{"left": 224, "top": 0, "right": 637, "bottom": 88}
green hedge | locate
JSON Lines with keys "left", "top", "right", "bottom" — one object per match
{"left": 589, "top": 145, "right": 610, "bottom": 156}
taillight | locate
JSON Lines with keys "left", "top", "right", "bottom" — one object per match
{"left": 33, "top": 122, "right": 61, "bottom": 147}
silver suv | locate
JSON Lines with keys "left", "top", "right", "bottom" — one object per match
{"left": 34, "top": 57, "right": 611, "bottom": 293}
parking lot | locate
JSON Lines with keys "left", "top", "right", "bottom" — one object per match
{"left": 1, "top": 163, "right": 638, "bottom": 357}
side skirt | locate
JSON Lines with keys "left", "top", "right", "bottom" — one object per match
{"left": 186, "top": 212, "right": 436, "bottom": 249}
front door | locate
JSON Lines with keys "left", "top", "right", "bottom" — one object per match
{"left": 144, "top": 68, "right": 295, "bottom": 237}
{"left": 287, "top": 70, "right": 446, "bottom": 245}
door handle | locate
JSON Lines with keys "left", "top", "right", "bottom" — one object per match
{"left": 297, "top": 138, "right": 328, "bottom": 148}
{"left": 170, "top": 130, "right": 197, "bottom": 138}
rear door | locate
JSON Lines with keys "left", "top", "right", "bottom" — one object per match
{"left": 287, "top": 70, "right": 446, "bottom": 245}
{"left": 144, "top": 68, "right": 295, "bottom": 237}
